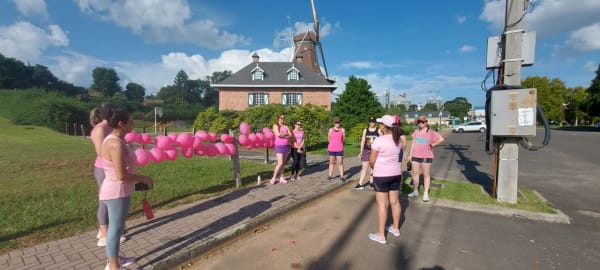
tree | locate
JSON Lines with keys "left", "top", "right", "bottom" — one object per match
{"left": 90, "top": 67, "right": 121, "bottom": 97}
{"left": 203, "top": 70, "right": 232, "bottom": 107}
{"left": 522, "top": 76, "right": 567, "bottom": 122}
{"left": 421, "top": 103, "right": 438, "bottom": 112}
{"left": 124, "top": 82, "right": 146, "bottom": 102}
{"left": 565, "top": 86, "right": 588, "bottom": 123}
{"left": 173, "top": 70, "right": 189, "bottom": 104}
{"left": 585, "top": 64, "right": 600, "bottom": 118}
{"left": 193, "top": 107, "right": 220, "bottom": 131}
{"left": 330, "top": 75, "right": 383, "bottom": 130}
{"left": 444, "top": 97, "right": 471, "bottom": 119}
{"left": 407, "top": 104, "right": 419, "bottom": 112}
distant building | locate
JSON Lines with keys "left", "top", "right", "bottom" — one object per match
{"left": 403, "top": 111, "right": 450, "bottom": 126}
{"left": 470, "top": 105, "right": 486, "bottom": 122}
{"left": 391, "top": 92, "right": 411, "bottom": 108}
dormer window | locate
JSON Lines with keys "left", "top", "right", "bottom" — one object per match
{"left": 287, "top": 66, "right": 300, "bottom": 81}
{"left": 251, "top": 66, "right": 264, "bottom": 80}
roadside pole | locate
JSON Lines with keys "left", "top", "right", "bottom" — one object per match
{"left": 497, "top": 0, "right": 524, "bottom": 203}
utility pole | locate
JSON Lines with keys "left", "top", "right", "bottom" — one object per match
{"left": 497, "top": 0, "right": 524, "bottom": 204}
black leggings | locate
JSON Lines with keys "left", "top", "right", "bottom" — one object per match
{"left": 290, "top": 148, "right": 303, "bottom": 175}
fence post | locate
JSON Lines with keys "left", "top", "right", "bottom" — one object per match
{"left": 65, "top": 122, "right": 68, "bottom": 135}
{"left": 73, "top": 123, "right": 77, "bottom": 136}
{"left": 81, "top": 124, "right": 85, "bottom": 139}
{"left": 230, "top": 130, "right": 241, "bottom": 188}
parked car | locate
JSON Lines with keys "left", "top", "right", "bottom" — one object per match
{"left": 595, "top": 121, "right": 600, "bottom": 130}
{"left": 452, "top": 121, "right": 487, "bottom": 133}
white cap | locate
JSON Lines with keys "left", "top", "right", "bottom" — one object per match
{"left": 376, "top": 115, "right": 398, "bottom": 127}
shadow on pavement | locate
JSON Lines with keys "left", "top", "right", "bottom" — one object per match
{"left": 446, "top": 143, "right": 493, "bottom": 194}
{"left": 138, "top": 195, "right": 285, "bottom": 268}
{"left": 126, "top": 184, "right": 266, "bottom": 237}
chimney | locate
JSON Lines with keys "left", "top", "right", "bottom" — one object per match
{"left": 295, "top": 55, "right": 303, "bottom": 63}
{"left": 252, "top": 52, "right": 259, "bottom": 63}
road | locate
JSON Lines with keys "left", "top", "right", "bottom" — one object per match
{"left": 182, "top": 130, "right": 600, "bottom": 270}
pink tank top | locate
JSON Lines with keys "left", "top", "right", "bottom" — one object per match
{"left": 99, "top": 134, "right": 134, "bottom": 200}
{"left": 293, "top": 130, "right": 304, "bottom": 148}
{"left": 274, "top": 125, "right": 290, "bottom": 146}
{"left": 328, "top": 128, "right": 344, "bottom": 152}
{"left": 92, "top": 122, "right": 112, "bottom": 168}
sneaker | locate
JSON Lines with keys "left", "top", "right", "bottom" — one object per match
{"left": 279, "top": 177, "right": 288, "bottom": 184}
{"left": 408, "top": 190, "right": 419, "bottom": 198}
{"left": 118, "top": 256, "right": 137, "bottom": 267}
{"left": 290, "top": 175, "right": 297, "bottom": 181}
{"left": 340, "top": 177, "right": 346, "bottom": 182}
{"left": 97, "top": 236, "right": 127, "bottom": 247}
{"left": 104, "top": 262, "right": 134, "bottom": 270}
{"left": 97, "top": 231, "right": 101, "bottom": 239}
{"left": 326, "top": 176, "right": 333, "bottom": 181}
{"left": 296, "top": 175, "right": 302, "bottom": 180}
{"left": 386, "top": 225, "right": 400, "bottom": 237}
{"left": 353, "top": 183, "right": 365, "bottom": 190}
{"left": 423, "top": 192, "right": 429, "bottom": 202}
{"left": 368, "top": 183, "right": 374, "bottom": 189}
{"left": 269, "top": 178, "right": 276, "bottom": 185}
{"left": 368, "top": 233, "right": 386, "bottom": 244}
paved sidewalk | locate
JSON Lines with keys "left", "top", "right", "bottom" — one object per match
{"left": 1, "top": 155, "right": 361, "bottom": 270}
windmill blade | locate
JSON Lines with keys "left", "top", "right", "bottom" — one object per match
{"left": 317, "top": 42, "right": 329, "bottom": 79}
{"left": 311, "top": 0, "right": 320, "bottom": 40}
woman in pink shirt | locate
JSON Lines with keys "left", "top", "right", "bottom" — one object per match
{"left": 100, "top": 109, "right": 153, "bottom": 270}
{"left": 327, "top": 117, "right": 345, "bottom": 182}
{"left": 407, "top": 115, "right": 444, "bottom": 202}
{"left": 290, "top": 121, "right": 305, "bottom": 181}
{"left": 368, "top": 115, "right": 404, "bottom": 244}
{"left": 270, "top": 113, "right": 291, "bottom": 184}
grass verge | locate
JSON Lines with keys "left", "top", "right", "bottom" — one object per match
{"left": 0, "top": 117, "right": 273, "bottom": 253}
{"left": 402, "top": 178, "right": 556, "bottom": 214}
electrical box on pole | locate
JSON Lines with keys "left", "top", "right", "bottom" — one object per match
{"left": 490, "top": 88, "right": 537, "bottom": 136}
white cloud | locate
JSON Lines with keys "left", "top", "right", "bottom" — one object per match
{"left": 584, "top": 61, "right": 598, "bottom": 72}
{"left": 341, "top": 61, "right": 378, "bottom": 69}
{"left": 456, "top": 15, "right": 467, "bottom": 24}
{"left": 13, "top": 0, "right": 48, "bottom": 18}
{"left": 459, "top": 45, "right": 476, "bottom": 53}
{"left": 480, "top": 0, "right": 600, "bottom": 38}
{"left": 73, "top": 0, "right": 248, "bottom": 49}
{"left": 0, "top": 21, "right": 68, "bottom": 62}
{"left": 566, "top": 23, "right": 600, "bottom": 52}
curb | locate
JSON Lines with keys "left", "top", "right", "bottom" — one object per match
{"left": 419, "top": 197, "right": 571, "bottom": 224}
{"left": 147, "top": 179, "right": 354, "bottom": 270}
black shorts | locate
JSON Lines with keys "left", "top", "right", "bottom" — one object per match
{"left": 411, "top": 157, "right": 433, "bottom": 163}
{"left": 373, "top": 175, "right": 402, "bottom": 192}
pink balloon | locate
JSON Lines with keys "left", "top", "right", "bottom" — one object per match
{"left": 167, "top": 133, "right": 178, "bottom": 142}
{"left": 196, "top": 147, "right": 206, "bottom": 156}
{"left": 248, "top": 133, "right": 257, "bottom": 143}
{"left": 256, "top": 132, "right": 265, "bottom": 142}
{"left": 238, "top": 134, "right": 248, "bottom": 145}
{"left": 135, "top": 148, "right": 150, "bottom": 166}
{"left": 244, "top": 144, "right": 254, "bottom": 150}
{"left": 151, "top": 147, "right": 165, "bottom": 163}
{"left": 225, "top": 143, "right": 236, "bottom": 155}
{"left": 195, "top": 130, "right": 208, "bottom": 141}
{"left": 124, "top": 131, "right": 138, "bottom": 143}
{"left": 262, "top": 127, "right": 271, "bottom": 134}
{"left": 214, "top": 143, "right": 226, "bottom": 155}
{"left": 182, "top": 147, "right": 194, "bottom": 158}
{"left": 192, "top": 136, "right": 202, "bottom": 150}
{"left": 141, "top": 134, "right": 152, "bottom": 145}
{"left": 264, "top": 131, "right": 274, "bottom": 140}
{"left": 165, "top": 149, "right": 178, "bottom": 161}
{"left": 176, "top": 132, "right": 193, "bottom": 148}
{"left": 208, "top": 132, "right": 218, "bottom": 142}
{"left": 240, "top": 122, "right": 251, "bottom": 135}
{"left": 206, "top": 144, "right": 217, "bottom": 157}
{"left": 156, "top": 136, "right": 172, "bottom": 150}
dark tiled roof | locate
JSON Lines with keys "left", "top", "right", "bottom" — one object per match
{"left": 213, "top": 62, "right": 336, "bottom": 89}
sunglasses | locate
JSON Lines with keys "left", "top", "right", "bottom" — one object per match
{"left": 417, "top": 120, "right": 427, "bottom": 124}
{"left": 295, "top": 123, "right": 301, "bottom": 125}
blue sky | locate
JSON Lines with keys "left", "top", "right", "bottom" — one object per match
{"left": 1, "top": 0, "right": 599, "bottom": 106}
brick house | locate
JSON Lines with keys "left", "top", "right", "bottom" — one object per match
{"left": 213, "top": 52, "right": 337, "bottom": 111}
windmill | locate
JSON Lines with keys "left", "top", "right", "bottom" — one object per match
{"left": 292, "top": 0, "right": 330, "bottom": 79}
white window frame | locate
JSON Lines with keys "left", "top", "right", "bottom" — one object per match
{"left": 248, "top": 92, "right": 269, "bottom": 106}
{"left": 282, "top": 93, "right": 303, "bottom": 106}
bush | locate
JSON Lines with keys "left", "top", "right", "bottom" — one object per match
{"left": 12, "top": 95, "right": 89, "bottom": 133}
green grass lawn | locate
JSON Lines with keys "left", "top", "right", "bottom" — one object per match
{"left": 0, "top": 117, "right": 273, "bottom": 253}
{"left": 402, "top": 178, "right": 556, "bottom": 214}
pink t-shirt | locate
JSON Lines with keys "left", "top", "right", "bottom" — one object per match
{"left": 292, "top": 130, "right": 304, "bottom": 148}
{"left": 411, "top": 128, "right": 442, "bottom": 159}
{"left": 274, "top": 125, "right": 290, "bottom": 146}
{"left": 371, "top": 134, "right": 403, "bottom": 177}
{"left": 327, "top": 128, "right": 344, "bottom": 152}
{"left": 91, "top": 122, "right": 112, "bottom": 168}
{"left": 99, "top": 134, "right": 134, "bottom": 200}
